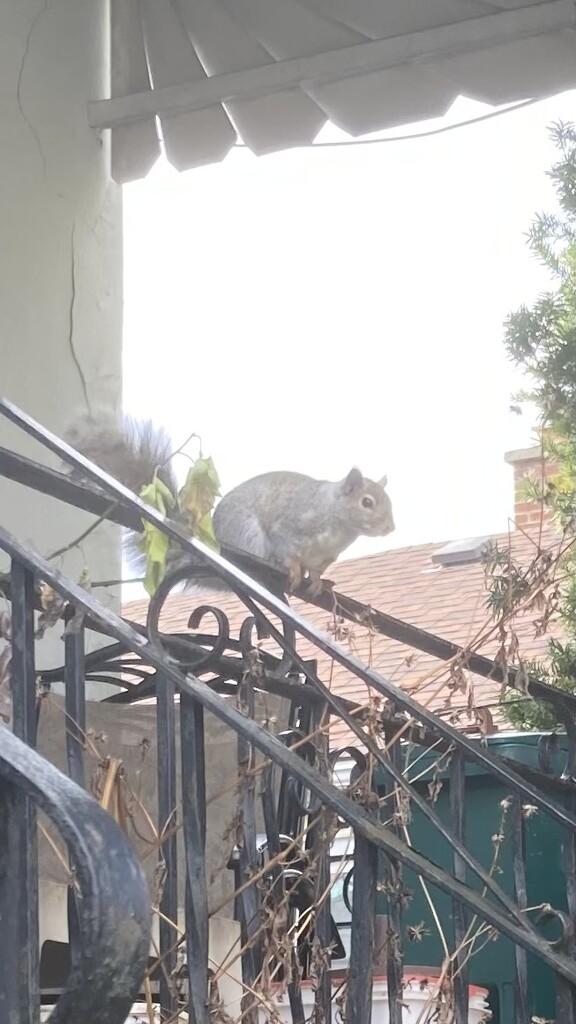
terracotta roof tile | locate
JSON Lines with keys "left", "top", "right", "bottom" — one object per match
{"left": 123, "top": 527, "right": 565, "bottom": 746}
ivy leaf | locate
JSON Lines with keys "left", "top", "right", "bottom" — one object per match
{"left": 195, "top": 512, "right": 219, "bottom": 551}
{"left": 138, "top": 476, "right": 177, "bottom": 596}
{"left": 140, "top": 521, "right": 171, "bottom": 596}
{"left": 179, "top": 457, "right": 221, "bottom": 551}
{"left": 180, "top": 457, "right": 220, "bottom": 521}
{"left": 139, "top": 477, "right": 176, "bottom": 516}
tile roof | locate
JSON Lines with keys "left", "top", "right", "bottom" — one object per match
{"left": 123, "top": 527, "right": 565, "bottom": 747}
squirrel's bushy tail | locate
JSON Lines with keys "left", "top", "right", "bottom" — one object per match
{"left": 63, "top": 410, "right": 178, "bottom": 496}
{"left": 63, "top": 409, "right": 181, "bottom": 578}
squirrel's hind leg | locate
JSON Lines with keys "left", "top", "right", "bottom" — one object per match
{"left": 304, "top": 568, "right": 324, "bottom": 597}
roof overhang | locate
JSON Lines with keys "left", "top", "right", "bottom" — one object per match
{"left": 91, "top": 0, "right": 576, "bottom": 183}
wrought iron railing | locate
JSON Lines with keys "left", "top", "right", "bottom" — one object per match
{"left": 1, "top": 395, "right": 576, "bottom": 1024}
{"left": 0, "top": 560, "right": 150, "bottom": 1024}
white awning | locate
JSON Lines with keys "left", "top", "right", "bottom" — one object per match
{"left": 91, "top": 0, "right": 576, "bottom": 183}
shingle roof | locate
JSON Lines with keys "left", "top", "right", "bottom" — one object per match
{"left": 123, "top": 527, "right": 565, "bottom": 746}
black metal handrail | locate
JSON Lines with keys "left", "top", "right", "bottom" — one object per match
{"left": 2, "top": 395, "right": 576, "bottom": 1024}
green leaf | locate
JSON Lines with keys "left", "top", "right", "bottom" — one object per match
{"left": 139, "top": 477, "right": 176, "bottom": 515}
{"left": 139, "top": 521, "right": 171, "bottom": 596}
{"left": 178, "top": 456, "right": 221, "bottom": 553}
{"left": 179, "top": 457, "right": 221, "bottom": 522}
{"left": 195, "top": 512, "right": 219, "bottom": 551}
{"left": 136, "top": 475, "right": 179, "bottom": 595}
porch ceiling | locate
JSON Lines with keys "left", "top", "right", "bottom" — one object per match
{"left": 91, "top": 0, "right": 576, "bottom": 182}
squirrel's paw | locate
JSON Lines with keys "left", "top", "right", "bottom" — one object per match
{"left": 285, "top": 557, "right": 304, "bottom": 593}
{"left": 284, "top": 560, "right": 328, "bottom": 598}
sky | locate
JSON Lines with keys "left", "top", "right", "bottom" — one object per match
{"left": 122, "top": 88, "right": 576, "bottom": 575}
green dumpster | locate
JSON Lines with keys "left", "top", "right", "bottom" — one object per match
{"left": 373, "top": 733, "right": 570, "bottom": 1022}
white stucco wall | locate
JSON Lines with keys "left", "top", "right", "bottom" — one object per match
{"left": 0, "top": 0, "right": 123, "bottom": 675}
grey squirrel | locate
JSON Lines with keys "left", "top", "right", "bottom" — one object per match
{"left": 64, "top": 413, "right": 395, "bottom": 595}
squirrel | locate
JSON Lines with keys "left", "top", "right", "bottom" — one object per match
{"left": 63, "top": 412, "right": 395, "bottom": 596}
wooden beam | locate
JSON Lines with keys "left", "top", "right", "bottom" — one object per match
{"left": 88, "top": 2, "right": 574, "bottom": 130}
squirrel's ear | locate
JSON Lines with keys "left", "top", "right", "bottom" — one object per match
{"left": 378, "top": 475, "right": 388, "bottom": 489}
{"left": 341, "top": 467, "right": 364, "bottom": 496}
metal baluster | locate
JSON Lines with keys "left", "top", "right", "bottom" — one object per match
{"left": 277, "top": 701, "right": 313, "bottom": 839}
{"left": 4, "top": 560, "right": 40, "bottom": 1020}
{"left": 450, "top": 751, "right": 469, "bottom": 1024}
{"left": 64, "top": 625, "right": 87, "bottom": 974}
{"left": 554, "top": 974, "right": 576, "bottom": 1024}
{"left": 286, "top": 955, "right": 307, "bottom": 1023}
{"left": 510, "top": 793, "right": 529, "bottom": 1023}
{"left": 64, "top": 625, "right": 86, "bottom": 787}
{"left": 347, "top": 829, "right": 377, "bottom": 1024}
{"left": 385, "top": 739, "right": 404, "bottom": 1024}
{"left": 236, "top": 673, "right": 261, "bottom": 1024}
{"left": 0, "top": 773, "right": 30, "bottom": 1018}
{"left": 309, "top": 811, "right": 332, "bottom": 1024}
{"left": 180, "top": 691, "right": 209, "bottom": 1024}
{"left": 157, "top": 671, "right": 178, "bottom": 1016}
{"left": 261, "top": 762, "right": 306, "bottom": 1024}
{"left": 306, "top": 704, "right": 331, "bottom": 1024}
{"left": 556, "top": 787, "right": 576, "bottom": 1023}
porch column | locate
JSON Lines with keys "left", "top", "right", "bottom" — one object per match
{"left": 0, "top": 0, "right": 123, "bottom": 671}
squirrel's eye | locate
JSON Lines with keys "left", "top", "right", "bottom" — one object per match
{"left": 361, "top": 495, "right": 375, "bottom": 510}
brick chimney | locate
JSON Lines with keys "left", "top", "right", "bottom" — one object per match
{"left": 504, "top": 444, "right": 559, "bottom": 530}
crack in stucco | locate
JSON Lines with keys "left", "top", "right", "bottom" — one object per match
{"left": 68, "top": 221, "right": 92, "bottom": 416}
{"left": 16, "top": 0, "right": 49, "bottom": 179}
